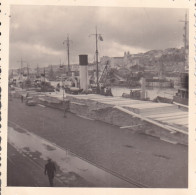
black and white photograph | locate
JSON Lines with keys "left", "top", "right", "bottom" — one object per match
{"left": 6, "top": 4, "right": 189, "bottom": 189}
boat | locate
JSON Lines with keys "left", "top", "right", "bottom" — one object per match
{"left": 173, "top": 72, "right": 188, "bottom": 107}
{"left": 173, "top": 13, "right": 189, "bottom": 108}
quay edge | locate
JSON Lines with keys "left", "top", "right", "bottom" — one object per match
{"left": 12, "top": 90, "right": 188, "bottom": 146}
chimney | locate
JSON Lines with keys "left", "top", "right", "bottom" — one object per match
{"left": 79, "top": 55, "right": 88, "bottom": 90}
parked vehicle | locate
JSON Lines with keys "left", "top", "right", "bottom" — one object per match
{"left": 25, "top": 96, "right": 36, "bottom": 106}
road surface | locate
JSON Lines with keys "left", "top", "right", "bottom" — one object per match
{"left": 8, "top": 98, "right": 188, "bottom": 187}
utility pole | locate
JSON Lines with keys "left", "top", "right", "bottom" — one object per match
{"left": 63, "top": 35, "right": 72, "bottom": 73}
{"left": 180, "top": 12, "right": 189, "bottom": 70}
{"left": 90, "top": 26, "right": 103, "bottom": 94}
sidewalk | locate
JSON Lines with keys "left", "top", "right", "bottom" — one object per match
{"left": 8, "top": 125, "right": 138, "bottom": 187}
{"left": 7, "top": 144, "right": 64, "bottom": 187}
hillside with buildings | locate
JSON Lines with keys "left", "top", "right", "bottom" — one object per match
{"left": 10, "top": 47, "right": 186, "bottom": 86}
{"left": 100, "top": 47, "right": 186, "bottom": 75}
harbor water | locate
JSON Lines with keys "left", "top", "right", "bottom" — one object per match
{"left": 50, "top": 81, "right": 177, "bottom": 101}
{"left": 111, "top": 87, "right": 177, "bottom": 100}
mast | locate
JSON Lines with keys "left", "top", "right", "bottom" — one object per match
{"left": 17, "top": 57, "right": 26, "bottom": 79}
{"left": 11, "top": 69, "right": 14, "bottom": 78}
{"left": 20, "top": 57, "right": 23, "bottom": 75}
{"left": 27, "top": 63, "right": 29, "bottom": 78}
{"left": 44, "top": 67, "right": 45, "bottom": 83}
{"left": 90, "top": 27, "right": 103, "bottom": 93}
{"left": 180, "top": 12, "right": 189, "bottom": 70}
{"left": 67, "top": 35, "right": 70, "bottom": 72}
{"left": 96, "top": 27, "right": 99, "bottom": 93}
{"left": 36, "top": 64, "right": 39, "bottom": 77}
{"left": 63, "top": 35, "right": 72, "bottom": 73}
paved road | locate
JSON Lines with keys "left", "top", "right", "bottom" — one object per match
{"left": 8, "top": 98, "right": 188, "bottom": 187}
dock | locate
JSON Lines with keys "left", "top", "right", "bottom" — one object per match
{"left": 13, "top": 89, "right": 188, "bottom": 145}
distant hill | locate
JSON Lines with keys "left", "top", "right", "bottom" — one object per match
{"left": 130, "top": 47, "right": 186, "bottom": 73}
{"left": 100, "top": 47, "right": 187, "bottom": 75}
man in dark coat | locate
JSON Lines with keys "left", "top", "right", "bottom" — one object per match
{"left": 44, "top": 158, "right": 56, "bottom": 187}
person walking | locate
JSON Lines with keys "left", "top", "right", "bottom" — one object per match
{"left": 44, "top": 158, "right": 56, "bottom": 187}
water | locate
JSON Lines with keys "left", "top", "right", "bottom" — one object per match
{"left": 50, "top": 81, "right": 177, "bottom": 100}
{"left": 111, "top": 86, "right": 177, "bottom": 100}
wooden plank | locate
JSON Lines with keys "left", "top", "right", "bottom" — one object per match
{"left": 167, "top": 119, "right": 188, "bottom": 125}
{"left": 140, "top": 108, "right": 182, "bottom": 115}
{"left": 114, "top": 106, "right": 188, "bottom": 135}
{"left": 144, "top": 112, "right": 187, "bottom": 118}
{"left": 128, "top": 103, "right": 174, "bottom": 109}
{"left": 150, "top": 114, "right": 187, "bottom": 121}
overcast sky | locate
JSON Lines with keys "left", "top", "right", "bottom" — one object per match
{"left": 9, "top": 5, "right": 187, "bottom": 68}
